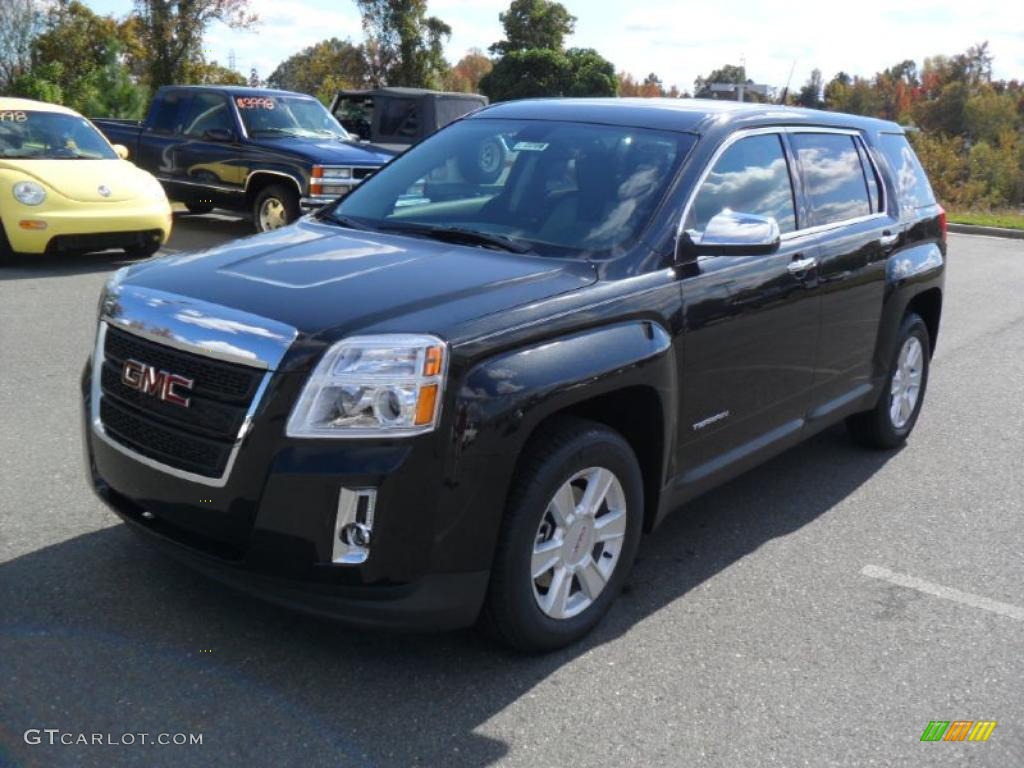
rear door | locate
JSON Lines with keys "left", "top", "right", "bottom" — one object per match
{"left": 786, "top": 130, "right": 893, "bottom": 415}
{"left": 677, "top": 130, "right": 821, "bottom": 485}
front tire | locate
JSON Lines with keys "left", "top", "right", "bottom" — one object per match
{"left": 846, "top": 312, "right": 931, "bottom": 449}
{"left": 253, "top": 184, "right": 300, "bottom": 233}
{"left": 482, "top": 417, "right": 643, "bottom": 651}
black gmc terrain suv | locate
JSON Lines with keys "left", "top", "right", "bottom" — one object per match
{"left": 83, "top": 99, "right": 945, "bottom": 651}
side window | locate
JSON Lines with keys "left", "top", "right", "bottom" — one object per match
{"left": 148, "top": 91, "right": 192, "bottom": 135}
{"left": 182, "top": 93, "right": 233, "bottom": 137}
{"left": 791, "top": 133, "right": 872, "bottom": 226}
{"left": 379, "top": 99, "right": 419, "bottom": 139}
{"left": 878, "top": 133, "right": 937, "bottom": 210}
{"left": 686, "top": 133, "right": 796, "bottom": 234}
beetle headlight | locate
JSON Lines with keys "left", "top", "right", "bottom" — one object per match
{"left": 286, "top": 334, "right": 447, "bottom": 438}
{"left": 13, "top": 181, "right": 46, "bottom": 206}
{"left": 142, "top": 174, "right": 167, "bottom": 201}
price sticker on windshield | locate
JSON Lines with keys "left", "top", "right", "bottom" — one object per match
{"left": 0, "top": 111, "right": 28, "bottom": 122}
{"left": 512, "top": 141, "right": 548, "bottom": 152}
{"left": 236, "top": 97, "right": 275, "bottom": 110}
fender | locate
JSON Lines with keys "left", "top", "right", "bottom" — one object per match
{"left": 872, "top": 238, "right": 945, "bottom": 380}
{"left": 455, "top": 320, "right": 675, "bottom": 458}
{"left": 428, "top": 320, "right": 677, "bottom": 574}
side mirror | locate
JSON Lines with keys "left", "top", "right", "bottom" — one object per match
{"left": 677, "top": 211, "right": 781, "bottom": 261}
{"left": 113, "top": 144, "right": 130, "bottom": 160}
{"left": 202, "top": 128, "right": 236, "bottom": 143}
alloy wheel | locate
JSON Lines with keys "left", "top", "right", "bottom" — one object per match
{"left": 890, "top": 335, "right": 924, "bottom": 429}
{"left": 531, "top": 466, "right": 628, "bottom": 620}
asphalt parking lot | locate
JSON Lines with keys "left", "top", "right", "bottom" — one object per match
{"left": 1, "top": 222, "right": 1021, "bottom": 767}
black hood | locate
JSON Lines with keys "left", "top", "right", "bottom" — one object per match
{"left": 120, "top": 218, "right": 596, "bottom": 343}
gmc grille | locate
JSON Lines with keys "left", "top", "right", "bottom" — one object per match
{"left": 98, "top": 326, "right": 264, "bottom": 479}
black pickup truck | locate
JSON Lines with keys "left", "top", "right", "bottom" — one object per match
{"left": 95, "top": 86, "right": 394, "bottom": 232}
{"left": 83, "top": 99, "right": 945, "bottom": 651}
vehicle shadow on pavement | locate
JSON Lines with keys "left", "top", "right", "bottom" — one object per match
{"left": 0, "top": 424, "right": 895, "bottom": 768}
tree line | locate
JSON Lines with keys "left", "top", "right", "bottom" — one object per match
{"left": 1, "top": 0, "right": 1019, "bottom": 210}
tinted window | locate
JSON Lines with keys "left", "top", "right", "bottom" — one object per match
{"left": 686, "top": 134, "right": 796, "bottom": 234}
{"left": 379, "top": 99, "right": 419, "bottom": 138}
{"left": 182, "top": 93, "right": 233, "bottom": 137}
{"left": 878, "top": 133, "right": 936, "bottom": 210}
{"left": 791, "top": 133, "right": 871, "bottom": 225}
{"left": 333, "top": 118, "right": 695, "bottom": 259}
{"left": 148, "top": 91, "right": 191, "bottom": 135}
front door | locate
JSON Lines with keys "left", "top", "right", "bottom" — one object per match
{"left": 172, "top": 92, "right": 246, "bottom": 210}
{"left": 675, "top": 132, "right": 821, "bottom": 491}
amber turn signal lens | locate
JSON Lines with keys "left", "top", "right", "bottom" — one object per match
{"left": 19, "top": 220, "right": 47, "bottom": 230}
{"left": 414, "top": 384, "right": 439, "bottom": 426}
{"left": 423, "top": 345, "right": 444, "bottom": 377}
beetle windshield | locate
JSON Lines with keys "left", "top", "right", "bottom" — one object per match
{"left": 235, "top": 95, "right": 349, "bottom": 139}
{"left": 329, "top": 118, "right": 695, "bottom": 258}
{"left": 0, "top": 110, "right": 117, "bottom": 159}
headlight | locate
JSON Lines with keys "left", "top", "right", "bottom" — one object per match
{"left": 13, "top": 181, "right": 46, "bottom": 206}
{"left": 286, "top": 334, "right": 447, "bottom": 438}
{"left": 317, "top": 166, "right": 352, "bottom": 179}
{"left": 97, "top": 266, "right": 130, "bottom": 318}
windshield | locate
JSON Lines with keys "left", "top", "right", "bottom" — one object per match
{"left": 329, "top": 118, "right": 694, "bottom": 258}
{"left": 235, "top": 95, "right": 349, "bottom": 139}
{"left": 0, "top": 109, "right": 117, "bottom": 159}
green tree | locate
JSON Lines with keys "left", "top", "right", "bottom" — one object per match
{"left": 694, "top": 64, "right": 747, "bottom": 96}
{"left": 11, "top": 1, "right": 144, "bottom": 117}
{"left": 0, "top": 0, "right": 39, "bottom": 90}
{"left": 356, "top": 0, "right": 451, "bottom": 88}
{"left": 479, "top": 47, "right": 616, "bottom": 102}
{"left": 132, "top": 0, "right": 256, "bottom": 89}
{"left": 489, "top": 0, "right": 575, "bottom": 56}
{"left": 188, "top": 60, "right": 246, "bottom": 85}
{"left": 795, "top": 68, "right": 824, "bottom": 109}
{"left": 964, "top": 86, "right": 1020, "bottom": 144}
{"left": 267, "top": 38, "right": 368, "bottom": 102}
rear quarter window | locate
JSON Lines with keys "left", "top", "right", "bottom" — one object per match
{"left": 878, "top": 133, "right": 936, "bottom": 210}
{"left": 790, "top": 133, "right": 872, "bottom": 226}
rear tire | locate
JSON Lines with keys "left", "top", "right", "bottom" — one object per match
{"left": 253, "top": 183, "right": 300, "bottom": 233}
{"left": 846, "top": 312, "right": 931, "bottom": 449}
{"left": 481, "top": 417, "right": 643, "bottom": 652}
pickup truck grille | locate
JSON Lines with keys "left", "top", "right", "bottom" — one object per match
{"left": 98, "top": 326, "right": 264, "bottom": 479}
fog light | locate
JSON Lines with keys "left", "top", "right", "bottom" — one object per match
{"left": 332, "top": 488, "right": 376, "bottom": 564}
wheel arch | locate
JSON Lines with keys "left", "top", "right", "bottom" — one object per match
{"left": 905, "top": 287, "right": 942, "bottom": 357}
{"left": 244, "top": 171, "right": 303, "bottom": 207}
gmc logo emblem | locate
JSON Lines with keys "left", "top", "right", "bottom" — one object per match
{"left": 121, "top": 359, "right": 194, "bottom": 408}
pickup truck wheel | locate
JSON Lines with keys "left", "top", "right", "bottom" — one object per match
{"left": 253, "top": 184, "right": 299, "bottom": 233}
{"left": 846, "top": 312, "right": 930, "bottom": 449}
{"left": 482, "top": 417, "right": 643, "bottom": 651}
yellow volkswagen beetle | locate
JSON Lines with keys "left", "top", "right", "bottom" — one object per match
{"left": 0, "top": 97, "right": 172, "bottom": 261}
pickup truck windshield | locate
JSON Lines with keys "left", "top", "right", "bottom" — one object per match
{"left": 0, "top": 110, "right": 116, "bottom": 159}
{"left": 330, "top": 118, "right": 695, "bottom": 258}
{"left": 235, "top": 95, "right": 349, "bottom": 139}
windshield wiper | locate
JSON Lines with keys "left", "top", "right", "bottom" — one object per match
{"left": 379, "top": 222, "right": 533, "bottom": 254}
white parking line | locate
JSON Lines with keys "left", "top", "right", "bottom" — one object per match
{"left": 861, "top": 565, "right": 1024, "bottom": 621}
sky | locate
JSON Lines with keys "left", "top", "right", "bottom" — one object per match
{"left": 89, "top": 0, "right": 1024, "bottom": 92}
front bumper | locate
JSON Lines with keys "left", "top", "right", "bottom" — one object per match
{"left": 5, "top": 198, "right": 172, "bottom": 254}
{"left": 81, "top": 356, "right": 498, "bottom": 631}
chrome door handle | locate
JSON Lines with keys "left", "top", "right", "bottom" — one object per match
{"left": 787, "top": 256, "right": 817, "bottom": 274}
{"left": 880, "top": 231, "right": 899, "bottom": 247}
